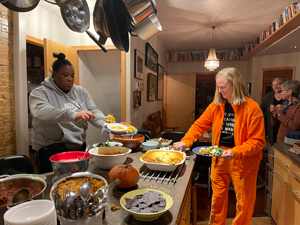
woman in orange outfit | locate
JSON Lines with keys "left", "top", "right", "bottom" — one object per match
{"left": 173, "top": 67, "right": 266, "bottom": 225}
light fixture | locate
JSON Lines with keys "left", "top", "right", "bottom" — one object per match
{"left": 205, "top": 26, "right": 219, "bottom": 71}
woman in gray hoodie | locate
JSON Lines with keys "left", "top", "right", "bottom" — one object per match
{"left": 29, "top": 53, "right": 105, "bottom": 152}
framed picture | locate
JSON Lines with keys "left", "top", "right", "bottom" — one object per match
{"left": 246, "top": 83, "right": 251, "bottom": 95}
{"left": 157, "top": 64, "right": 164, "bottom": 100}
{"left": 134, "top": 49, "right": 144, "bottom": 80}
{"left": 133, "top": 90, "right": 141, "bottom": 108}
{"left": 147, "top": 73, "right": 157, "bottom": 101}
{"left": 145, "top": 42, "right": 158, "bottom": 74}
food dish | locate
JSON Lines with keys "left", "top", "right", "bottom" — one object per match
{"left": 120, "top": 189, "right": 173, "bottom": 221}
{"left": 113, "top": 134, "right": 144, "bottom": 150}
{"left": 106, "top": 123, "right": 128, "bottom": 134}
{"left": 149, "top": 138, "right": 172, "bottom": 147}
{"left": 10, "top": 173, "right": 47, "bottom": 181}
{"left": 140, "top": 150, "right": 186, "bottom": 172}
{"left": 105, "top": 124, "right": 138, "bottom": 136}
{"left": 192, "top": 146, "right": 224, "bottom": 157}
{"left": 92, "top": 141, "right": 123, "bottom": 148}
{"left": 142, "top": 141, "right": 159, "bottom": 151}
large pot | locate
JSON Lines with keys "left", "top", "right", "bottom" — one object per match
{"left": 0, "top": 176, "right": 47, "bottom": 225}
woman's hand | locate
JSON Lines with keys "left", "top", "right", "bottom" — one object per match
{"left": 270, "top": 104, "right": 277, "bottom": 114}
{"left": 173, "top": 142, "right": 187, "bottom": 151}
{"left": 221, "top": 150, "right": 233, "bottom": 161}
{"left": 75, "top": 110, "right": 96, "bottom": 121}
{"left": 276, "top": 104, "right": 284, "bottom": 116}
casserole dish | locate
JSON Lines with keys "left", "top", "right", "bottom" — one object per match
{"left": 140, "top": 149, "right": 186, "bottom": 172}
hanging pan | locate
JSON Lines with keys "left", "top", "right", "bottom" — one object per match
{"left": 93, "top": 0, "right": 109, "bottom": 45}
{"left": 1, "top": 0, "right": 39, "bottom": 12}
{"left": 60, "top": 0, "right": 108, "bottom": 52}
{"left": 44, "top": 0, "right": 77, "bottom": 7}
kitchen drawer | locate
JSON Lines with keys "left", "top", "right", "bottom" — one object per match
{"left": 289, "top": 162, "right": 300, "bottom": 186}
{"left": 274, "top": 149, "right": 291, "bottom": 181}
{"left": 285, "top": 176, "right": 300, "bottom": 225}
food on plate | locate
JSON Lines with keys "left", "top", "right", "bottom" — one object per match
{"left": 123, "top": 125, "right": 136, "bottom": 134}
{"left": 110, "top": 126, "right": 125, "bottom": 131}
{"left": 141, "top": 150, "right": 184, "bottom": 165}
{"left": 55, "top": 177, "right": 106, "bottom": 198}
{"left": 105, "top": 114, "right": 115, "bottom": 123}
{"left": 152, "top": 138, "right": 170, "bottom": 143}
{"left": 109, "top": 164, "right": 140, "bottom": 189}
{"left": 125, "top": 190, "right": 166, "bottom": 213}
{"left": 0, "top": 187, "right": 42, "bottom": 206}
{"left": 197, "top": 146, "right": 223, "bottom": 156}
{"left": 95, "top": 149, "right": 124, "bottom": 155}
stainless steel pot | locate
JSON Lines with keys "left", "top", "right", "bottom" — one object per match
{"left": 0, "top": 176, "right": 47, "bottom": 225}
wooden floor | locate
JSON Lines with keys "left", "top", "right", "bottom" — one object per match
{"left": 197, "top": 217, "right": 275, "bottom": 225}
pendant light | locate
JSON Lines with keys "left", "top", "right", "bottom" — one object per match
{"left": 205, "top": 26, "right": 219, "bottom": 71}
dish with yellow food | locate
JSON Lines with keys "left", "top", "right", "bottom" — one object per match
{"left": 140, "top": 150, "right": 186, "bottom": 172}
{"left": 105, "top": 123, "right": 138, "bottom": 136}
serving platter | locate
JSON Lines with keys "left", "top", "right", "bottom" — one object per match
{"left": 104, "top": 125, "right": 138, "bottom": 136}
{"left": 192, "top": 146, "right": 224, "bottom": 157}
{"left": 10, "top": 173, "right": 47, "bottom": 180}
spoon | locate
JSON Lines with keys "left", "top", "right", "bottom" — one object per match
{"left": 79, "top": 182, "right": 92, "bottom": 204}
{"left": 12, "top": 188, "right": 32, "bottom": 204}
{"left": 82, "top": 145, "right": 90, "bottom": 160}
{"left": 94, "top": 179, "right": 121, "bottom": 201}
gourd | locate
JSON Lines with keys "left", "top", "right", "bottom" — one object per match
{"left": 109, "top": 164, "right": 140, "bottom": 188}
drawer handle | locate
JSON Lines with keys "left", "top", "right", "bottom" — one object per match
{"left": 291, "top": 189, "right": 300, "bottom": 200}
{"left": 292, "top": 171, "right": 300, "bottom": 180}
{"left": 274, "top": 156, "right": 288, "bottom": 167}
{"left": 182, "top": 204, "right": 191, "bottom": 223}
{"left": 273, "top": 171, "right": 286, "bottom": 184}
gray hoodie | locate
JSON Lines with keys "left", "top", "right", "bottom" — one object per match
{"left": 29, "top": 77, "right": 105, "bottom": 151}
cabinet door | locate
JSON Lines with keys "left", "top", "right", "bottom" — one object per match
{"left": 43, "top": 38, "right": 79, "bottom": 85}
{"left": 176, "top": 179, "right": 191, "bottom": 225}
{"left": 271, "top": 171, "right": 288, "bottom": 225}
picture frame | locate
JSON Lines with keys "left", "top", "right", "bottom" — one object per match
{"left": 145, "top": 42, "right": 158, "bottom": 74}
{"left": 134, "top": 49, "right": 144, "bottom": 80}
{"left": 147, "top": 73, "right": 157, "bottom": 101}
{"left": 157, "top": 64, "right": 164, "bottom": 100}
{"left": 246, "top": 83, "right": 251, "bottom": 95}
{"left": 133, "top": 90, "right": 141, "bottom": 108}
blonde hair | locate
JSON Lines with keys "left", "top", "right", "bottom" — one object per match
{"left": 214, "top": 67, "right": 250, "bottom": 105}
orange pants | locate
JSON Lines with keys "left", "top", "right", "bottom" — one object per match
{"left": 209, "top": 156, "right": 258, "bottom": 225}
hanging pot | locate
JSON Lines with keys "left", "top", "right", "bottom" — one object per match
{"left": 122, "top": 0, "right": 157, "bottom": 25}
{"left": 93, "top": 0, "right": 109, "bottom": 45}
{"left": 103, "top": 0, "right": 129, "bottom": 52}
{"left": 60, "top": 0, "right": 108, "bottom": 52}
{"left": 1, "top": 0, "right": 39, "bottom": 12}
{"left": 44, "top": 0, "right": 78, "bottom": 7}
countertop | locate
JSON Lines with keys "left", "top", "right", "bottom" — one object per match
{"left": 44, "top": 148, "right": 196, "bottom": 225}
{"left": 274, "top": 142, "right": 300, "bottom": 167}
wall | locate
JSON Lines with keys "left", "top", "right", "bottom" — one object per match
{"left": 126, "top": 35, "right": 168, "bottom": 130}
{"left": 250, "top": 52, "right": 300, "bottom": 103}
{"left": 0, "top": 6, "right": 15, "bottom": 157}
{"left": 79, "top": 51, "right": 122, "bottom": 146}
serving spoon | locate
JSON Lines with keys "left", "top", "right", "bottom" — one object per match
{"left": 82, "top": 145, "right": 90, "bottom": 160}
{"left": 12, "top": 188, "right": 32, "bottom": 204}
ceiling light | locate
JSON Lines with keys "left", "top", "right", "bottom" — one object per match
{"left": 205, "top": 26, "right": 219, "bottom": 71}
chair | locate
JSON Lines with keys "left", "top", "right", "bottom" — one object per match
{"left": 144, "top": 111, "right": 179, "bottom": 138}
{"left": 137, "top": 130, "right": 153, "bottom": 142}
{"left": 34, "top": 143, "right": 68, "bottom": 174}
{"left": 0, "top": 155, "right": 34, "bottom": 175}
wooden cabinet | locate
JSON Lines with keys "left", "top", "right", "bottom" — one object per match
{"left": 272, "top": 149, "right": 300, "bottom": 225}
{"left": 176, "top": 178, "right": 192, "bottom": 225}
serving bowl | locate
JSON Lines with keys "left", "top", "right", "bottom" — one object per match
{"left": 107, "top": 123, "right": 128, "bottom": 134}
{"left": 89, "top": 146, "right": 132, "bottom": 170}
{"left": 142, "top": 141, "right": 159, "bottom": 151}
{"left": 140, "top": 150, "right": 186, "bottom": 172}
{"left": 113, "top": 134, "right": 145, "bottom": 151}
{"left": 92, "top": 141, "right": 123, "bottom": 148}
{"left": 149, "top": 138, "right": 172, "bottom": 147}
{"left": 120, "top": 189, "right": 173, "bottom": 221}
{"left": 49, "top": 151, "right": 91, "bottom": 178}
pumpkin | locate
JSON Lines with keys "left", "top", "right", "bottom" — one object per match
{"left": 109, "top": 164, "right": 140, "bottom": 188}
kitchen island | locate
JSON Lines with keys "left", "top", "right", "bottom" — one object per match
{"left": 44, "top": 148, "right": 196, "bottom": 225}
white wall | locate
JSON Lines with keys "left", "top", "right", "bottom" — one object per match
{"left": 79, "top": 51, "right": 122, "bottom": 146}
{"left": 250, "top": 52, "right": 300, "bottom": 103}
{"left": 126, "top": 35, "right": 168, "bottom": 130}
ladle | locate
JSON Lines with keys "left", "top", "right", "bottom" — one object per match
{"left": 82, "top": 145, "right": 90, "bottom": 160}
{"left": 12, "top": 188, "right": 32, "bottom": 204}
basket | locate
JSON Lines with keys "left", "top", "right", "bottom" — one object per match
{"left": 293, "top": 142, "right": 300, "bottom": 154}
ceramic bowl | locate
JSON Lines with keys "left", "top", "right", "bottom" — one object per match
{"left": 106, "top": 123, "right": 128, "bottom": 134}
{"left": 49, "top": 151, "right": 91, "bottom": 178}
{"left": 89, "top": 146, "right": 132, "bottom": 170}
{"left": 92, "top": 141, "right": 123, "bottom": 148}
{"left": 149, "top": 138, "right": 172, "bottom": 147}
{"left": 113, "top": 134, "right": 145, "bottom": 151}
{"left": 142, "top": 141, "right": 159, "bottom": 151}
{"left": 120, "top": 189, "right": 173, "bottom": 221}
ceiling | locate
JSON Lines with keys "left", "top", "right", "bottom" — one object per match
{"left": 38, "top": 0, "right": 300, "bottom": 56}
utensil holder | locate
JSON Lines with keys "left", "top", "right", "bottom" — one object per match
{"left": 58, "top": 210, "right": 103, "bottom": 225}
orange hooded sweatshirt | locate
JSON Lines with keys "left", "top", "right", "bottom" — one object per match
{"left": 181, "top": 97, "right": 266, "bottom": 177}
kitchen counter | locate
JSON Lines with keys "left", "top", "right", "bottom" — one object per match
{"left": 274, "top": 142, "right": 300, "bottom": 167}
{"left": 44, "top": 148, "right": 196, "bottom": 225}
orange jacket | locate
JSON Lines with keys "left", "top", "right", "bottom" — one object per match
{"left": 182, "top": 97, "right": 266, "bottom": 176}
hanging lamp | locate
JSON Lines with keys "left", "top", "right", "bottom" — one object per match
{"left": 205, "top": 26, "right": 219, "bottom": 71}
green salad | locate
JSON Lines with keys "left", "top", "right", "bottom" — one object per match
{"left": 197, "top": 146, "right": 223, "bottom": 156}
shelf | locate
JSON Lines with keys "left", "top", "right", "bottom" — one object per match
{"left": 240, "top": 11, "right": 300, "bottom": 60}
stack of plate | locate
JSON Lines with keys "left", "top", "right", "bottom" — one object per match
{"left": 284, "top": 131, "right": 300, "bottom": 145}
{"left": 4, "top": 200, "right": 56, "bottom": 225}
